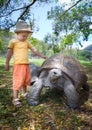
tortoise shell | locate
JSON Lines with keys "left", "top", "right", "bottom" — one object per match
{"left": 41, "top": 53, "right": 87, "bottom": 86}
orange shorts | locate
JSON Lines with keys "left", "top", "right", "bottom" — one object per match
{"left": 13, "top": 64, "right": 31, "bottom": 90}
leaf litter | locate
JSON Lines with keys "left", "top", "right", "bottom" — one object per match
{"left": 0, "top": 64, "right": 92, "bottom": 130}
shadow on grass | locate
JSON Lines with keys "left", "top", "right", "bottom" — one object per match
{"left": 40, "top": 88, "right": 65, "bottom": 104}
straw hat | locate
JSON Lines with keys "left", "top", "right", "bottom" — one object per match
{"left": 14, "top": 21, "right": 33, "bottom": 33}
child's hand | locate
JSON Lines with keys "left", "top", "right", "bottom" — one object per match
{"left": 5, "top": 64, "right": 9, "bottom": 70}
{"left": 43, "top": 56, "right": 48, "bottom": 60}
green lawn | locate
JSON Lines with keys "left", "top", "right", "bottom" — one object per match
{"left": 0, "top": 56, "right": 45, "bottom": 65}
{"left": 80, "top": 60, "right": 92, "bottom": 65}
{"left": 0, "top": 56, "right": 92, "bottom": 66}
{"left": 29, "top": 58, "right": 45, "bottom": 65}
{"left": 0, "top": 56, "right": 92, "bottom": 130}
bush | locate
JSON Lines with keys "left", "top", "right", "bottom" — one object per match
{"left": 78, "top": 50, "right": 92, "bottom": 61}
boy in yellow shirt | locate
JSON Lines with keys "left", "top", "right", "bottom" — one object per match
{"left": 5, "top": 21, "right": 47, "bottom": 107}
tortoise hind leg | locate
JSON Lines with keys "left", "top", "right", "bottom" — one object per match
{"left": 78, "top": 83, "right": 90, "bottom": 106}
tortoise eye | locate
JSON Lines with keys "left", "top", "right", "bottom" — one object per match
{"left": 54, "top": 72, "right": 57, "bottom": 74}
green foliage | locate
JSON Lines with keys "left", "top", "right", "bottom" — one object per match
{"left": 44, "top": 33, "right": 60, "bottom": 54}
{"left": 47, "top": 0, "right": 92, "bottom": 41}
{"left": 0, "top": 39, "right": 3, "bottom": 50}
{"left": 60, "top": 33, "right": 78, "bottom": 46}
{"left": 0, "top": 0, "right": 54, "bottom": 29}
{"left": 29, "top": 37, "right": 48, "bottom": 55}
{"left": 78, "top": 50, "right": 92, "bottom": 61}
{"left": 0, "top": 30, "right": 12, "bottom": 54}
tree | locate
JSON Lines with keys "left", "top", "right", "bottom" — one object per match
{"left": 60, "top": 33, "right": 78, "bottom": 46}
{"left": 0, "top": 0, "right": 52, "bottom": 50}
{"left": 0, "top": 0, "right": 86, "bottom": 30}
{"left": 0, "top": 0, "right": 52, "bottom": 30}
{"left": 60, "top": 33, "right": 79, "bottom": 55}
{"left": 78, "top": 50, "right": 92, "bottom": 60}
{"left": 29, "top": 37, "right": 48, "bottom": 54}
{"left": 47, "top": 0, "right": 92, "bottom": 41}
{"left": 0, "top": 30, "right": 12, "bottom": 53}
{"left": 44, "top": 33, "right": 60, "bottom": 53}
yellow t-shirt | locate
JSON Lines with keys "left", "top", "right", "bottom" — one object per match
{"left": 8, "top": 39, "right": 32, "bottom": 64}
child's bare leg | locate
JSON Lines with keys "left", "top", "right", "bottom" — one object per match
{"left": 13, "top": 90, "right": 22, "bottom": 107}
{"left": 22, "top": 86, "right": 28, "bottom": 97}
{"left": 13, "top": 90, "right": 18, "bottom": 99}
{"left": 22, "top": 86, "right": 26, "bottom": 94}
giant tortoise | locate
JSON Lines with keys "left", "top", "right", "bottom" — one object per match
{"left": 28, "top": 53, "right": 89, "bottom": 108}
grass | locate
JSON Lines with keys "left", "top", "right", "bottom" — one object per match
{"left": 80, "top": 60, "right": 92, "bottom": 65}
{"left": 1, "top": 56, "right": 92, "bottom": 65}
{"left": 29, "top": 58, "right": 45, "bottom": 65}
{"left": 0, "top": 56, "right": 45, "bottom": 65}
{"left": 0, "top": 57, "right": 92, "bottom": 130}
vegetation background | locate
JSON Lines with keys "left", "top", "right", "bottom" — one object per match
{"left": 0, "top": 0, "right": 92, "bottom": 129}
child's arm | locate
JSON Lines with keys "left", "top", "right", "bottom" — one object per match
{"left": 30, "top": 46, "right": 48, "bottom": 59}
{"left": 5, "top": 49, "right": 13, "bottom": 70}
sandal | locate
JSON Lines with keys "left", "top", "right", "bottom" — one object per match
{"left": 13, "top": 98, "right": 22, "bottom": 107}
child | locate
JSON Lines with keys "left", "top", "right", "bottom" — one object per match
{"left": 5, "top": 21, "right": 47, "bottom": 107}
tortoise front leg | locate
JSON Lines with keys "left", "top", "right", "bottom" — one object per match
{"left": 28, "top": 79, "right": 43, "bottom": 106}
{"left": 64, "top": 79, "right": 79, "bottom": 109}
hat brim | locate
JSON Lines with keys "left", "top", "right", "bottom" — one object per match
{"left": 14, "top": 29, "right": 33, "bottom": 33}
